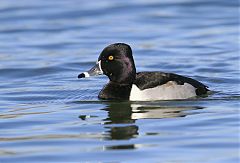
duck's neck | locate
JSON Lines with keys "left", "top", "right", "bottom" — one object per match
{"left": 108, "top": 62, "right": 136, "bottom": 84}
{"left": 109, "top": 72, "right": 136, "bottom": 85}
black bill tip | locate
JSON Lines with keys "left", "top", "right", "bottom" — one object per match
{"left": 78, "top": 73, "right": 85, "bottom": 78}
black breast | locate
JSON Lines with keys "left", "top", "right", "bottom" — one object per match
{"left": 134, "top": 72, "right": 209, "bottom": 95}
{"left": 98, "top": 82, "right": 132, "bottom": 100}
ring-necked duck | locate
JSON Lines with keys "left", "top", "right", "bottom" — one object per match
{"left": 78, "top": 43, "right": 209, "bottom": 101}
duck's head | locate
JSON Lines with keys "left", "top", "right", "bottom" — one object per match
{"left": 78, "top": 43, "right": 136, "bottom": 84}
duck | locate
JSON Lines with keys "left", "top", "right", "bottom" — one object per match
{"left": 78, "top": 43, "right": 209, "bottom": 101}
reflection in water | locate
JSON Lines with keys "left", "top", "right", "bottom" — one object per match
{"left": 130, "top": 104, "right": 203, "bottom": 119}
{"left": 103, "top": 102, "right": 136, "bottom": 124}
{"left": 103, "top": 102, "right": 203, "bottom": 121}
{"left": 103, "top": 102, "right": 139, "bottom": 140}
{"left": 104, "top": 144, "right": 136, "bottom": 150}
{"left": 79, "top": 102, "right": 203, "bottom": 143}
{"left": 105, "top": 125, "right": 139, "bottom": 140}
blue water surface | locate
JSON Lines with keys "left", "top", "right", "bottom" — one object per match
{"left": 0, "top": 0, "right": 239, "bottom": 162}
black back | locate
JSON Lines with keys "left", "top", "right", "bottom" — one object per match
{"left": 134, "top": 72, "right": 209, "bottom": 95}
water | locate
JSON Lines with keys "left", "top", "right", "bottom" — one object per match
{"left": 0, "top": 0, "right": 239, "bottom": 162}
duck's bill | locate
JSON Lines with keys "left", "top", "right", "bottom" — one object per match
{"left": 78, "top": 61, "right": 103, "bottom": 78}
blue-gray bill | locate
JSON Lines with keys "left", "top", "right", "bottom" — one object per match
{"left": 78, "top": 61, "right": 103, "bottom": 78}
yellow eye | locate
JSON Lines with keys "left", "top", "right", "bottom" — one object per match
{"left": 108, "top": 55, "right": 114, "bottom": 61}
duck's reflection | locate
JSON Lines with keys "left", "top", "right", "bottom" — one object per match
{"left": 103, "top": 102, "right": 136, "bottom": 124}
{"left": 102, "top": 102, "right": 138, "bottom": 140}
{"left": 79, "top": 101, "right": 203, "bottom": 142}
{"left": 105, "top": 125, "right": 138, "bottom": 140}
{"left": 101, "top": 102, "right": 203, "bottom": 141}
{"left": 129, "top": 104, "right": 202, "bottom": 119}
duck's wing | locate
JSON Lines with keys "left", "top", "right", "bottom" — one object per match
{"left": 134, "top": 72, "right": 209, "bottom": 95}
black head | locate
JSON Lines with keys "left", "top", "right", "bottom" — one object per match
{"left": 78, "top": 43, "right": 136, "bottom": 84}
{"left": 98, "top": 43, "right": 136, "bottom": 84}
